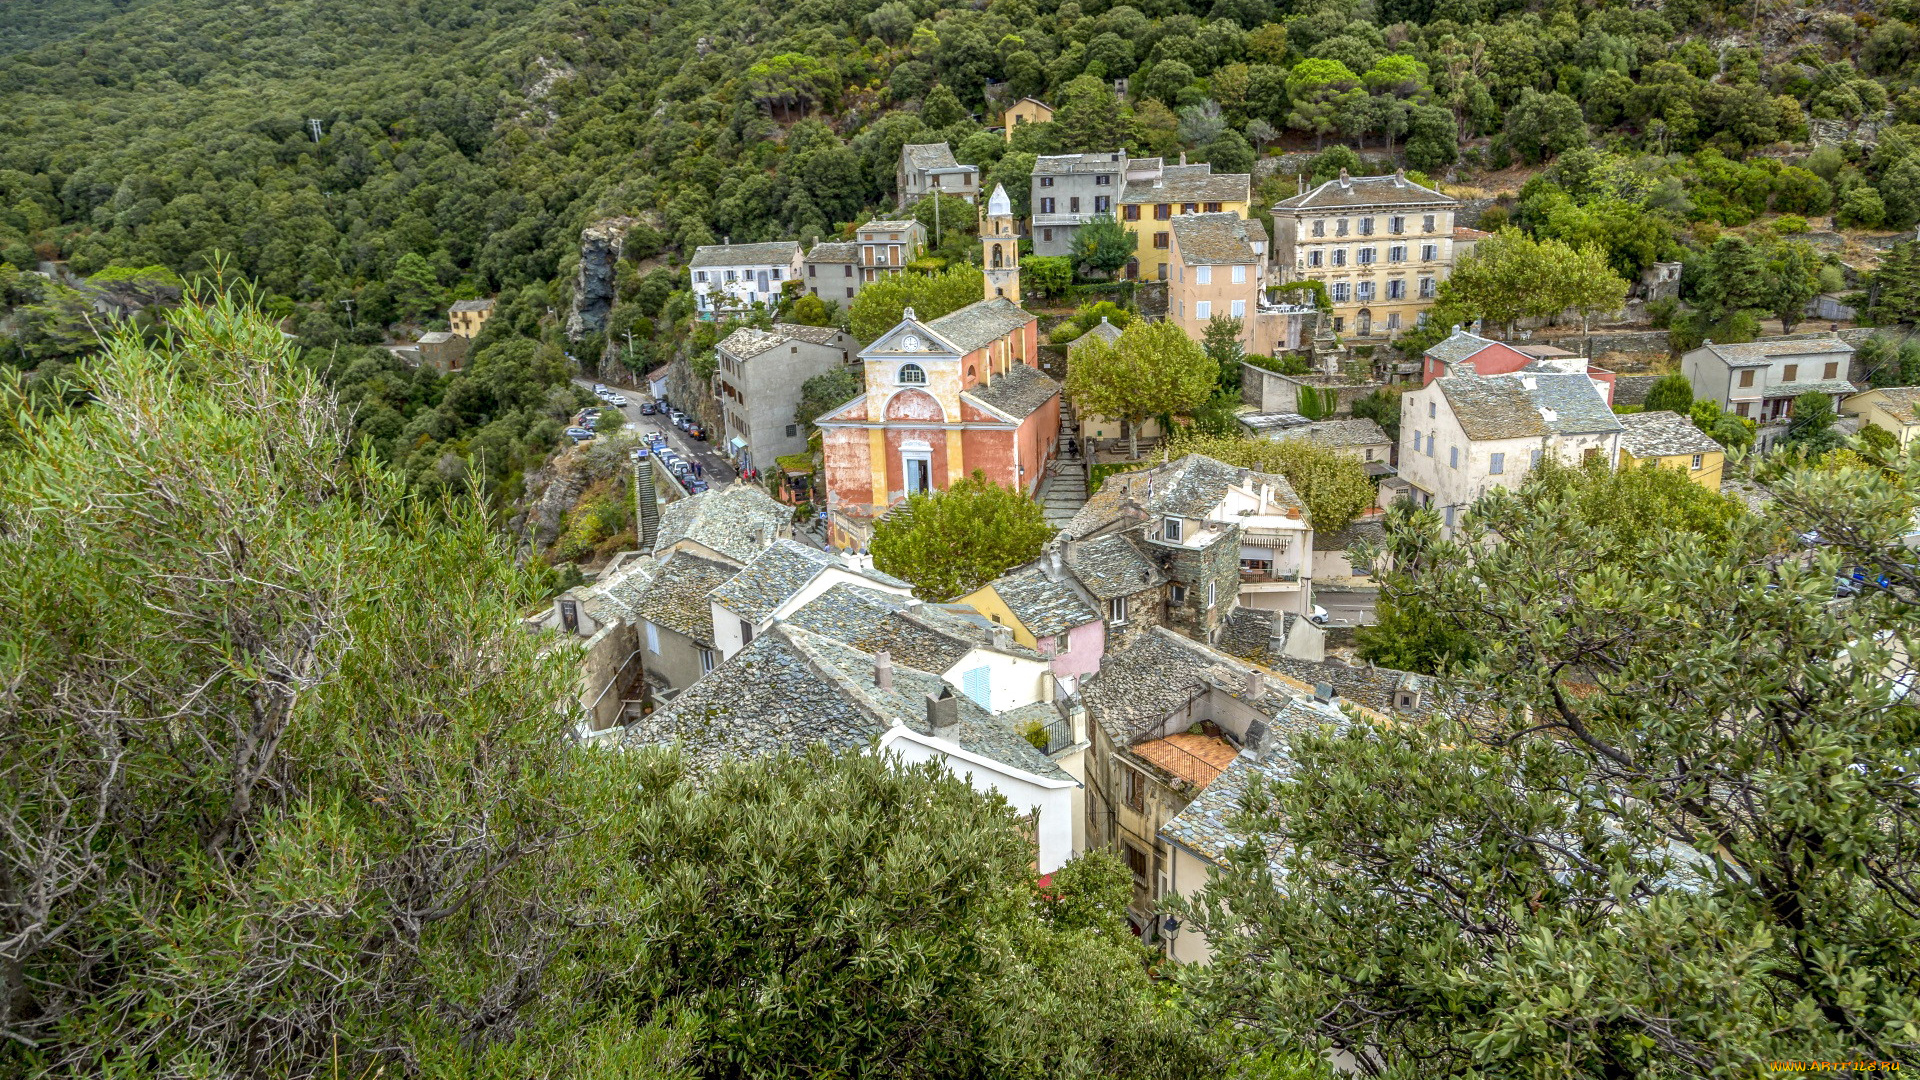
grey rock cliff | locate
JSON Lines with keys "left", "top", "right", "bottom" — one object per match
{"left": 566, "top": 216, "right": 640, "bottom": 342}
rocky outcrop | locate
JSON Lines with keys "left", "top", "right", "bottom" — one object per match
{"left": 565, "top": 217, "right": 641, "bottom": 342}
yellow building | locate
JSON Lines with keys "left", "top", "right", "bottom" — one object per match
{"left": 448, "top": 298, "right": 494, "bottom": 338}
{"left": 1616, "top": 411, "right": 1725, "bottom": 491}
{"left": 1845, "top": 386, "right": 1920, "bottom": 447}
{"left": 1269, "top": 168, "right": 1458, "bottom": 339}
{"left": 1002, "top": 97, "right": 1053, "bottom": 141}
{"left": 1118, "top": 162, "right": 1251, "bottom": 283}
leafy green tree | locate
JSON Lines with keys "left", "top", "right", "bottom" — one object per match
{"left": 1052, "top": 75, "right": 1137, "bottom": 153}
{"left": 1782, "top": 391, "right": 1843, "bottom": 455}
{"left": 1201, "top": 314, "right": 1245, "bottom": 392}
{"left": 1069, "top": 214, "right": 1137, "bottom": 280}
{"left": 1764, "top": 240, "right": 1824, "bottom": 333}
{"left": 922, "top": 84, "right": 967, "bottom": 128}
{"left": 1690, "top": 399, "right": 1758, "bottom": 451}
{"left": 1024, "top": 255, "right": 1072, "bottom": 297}
{"left": 1067, "top": 319, "right": 1217, "bottom": 459}
{"left": 795, "top": 366, "right": 863, "bottom": 432}
{"left": 1434, "top": 228, "right": 1626, "bottom": 338}
{"left": 1350, "top": 385, "right": 1403, "bottom": 441}
{"left": 1163, "top": 430, "right": 1375, "bottom": 532}
{"left": 1643, "top": 373, "right": 1693, "bottom": 414}
{"left": 849, "top": 265, "right": 986, "bottom": 342}
{"left": 1307, "top": 145, "right": 1362, "bottom": 184}
{"left": 1502, "top": 88, "right": 1588, "bottom": 164}
{"left": 1872, "top": 240, "right": 1920, "bottom": 327}
{"left": 871, "top": 470, "right": 1054, "bottom": 599}
{"left": 1285, "top": 59, "right": 1360, "bottom": 148}
{"left": 1181, "top": 451, "right": 1918, "bottom": 1070}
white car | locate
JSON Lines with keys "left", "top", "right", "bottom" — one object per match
{"left": 1310, "top": 604, "right": 1330, "bottom": 625}
{"left": 607, "top": 394, "right": 629, "bottom": 407}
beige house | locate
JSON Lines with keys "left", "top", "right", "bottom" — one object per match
{"left": 1002, "top": 97, "right": 1053, "bottom": 140}
{"left": 448, "top": 298, "right": 494, "bottom": 338}
{"left": 855, "top": 218, "right": 928, "bottom": 285}
{"left": 1270, "top": 169, "right": 1459, "bottom": 340}
{"left": 1846, "top": 386, "right": 1920, "bottom": 447}
{"left": 1167, "top": 213, "right": 1310, "bottom": 357}
{"left": 1616, "top": 410, "right": 1726, "bottom": 491}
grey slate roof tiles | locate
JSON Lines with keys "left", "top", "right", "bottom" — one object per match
{"left": 926, "top": 296, "right": 1034, "bottom": 354}
{"left": 1171, "top": 212, "right": 1265, "bottom": 264}
{"left": 1159, "top": 752, "right": 1294, "bottom": 865}
{"left": 1616, "top": 411, "right": 1722, "bottom": 459}
{"left": 1281, "top": 417, "right": 1389, "bottom": 449}
{"left": 690, "top": 240, "right": 802, "bottom": 268}
{"left": 1436, "top": 372, "right": 1622, "bottom": 441}
{"left": 805, "top": 241, "right": 859, "bottom": 263}
{"left": 449, "top": 299, "right": 494, "bottom": 313}
{"left": 1065, "top": 534, "right": 1165, "bottom": 599}
{"left": 782, "top": 583, "right": 913, "bottom": 644}
{"left": 990, "top": 566, "right": 1100, "bottom": 638}
{"left": 1069, "top": 454, "right": 1303, "bottom": 536}
{"left": 1424, "top": 327, "right": 1503, "bottom": 367}
{"left": 1698, "top": 336, "right": 1852, "bottom": 363}
{"left": 625, "top": 551, "right": 740, "bottom": 646}
{"left": 904, "top": 142, "right": 970, "bottom": 172}
{"left": 653, "top": 483, "right": 794, "bottom": 564}
{"left": 965, "top": 362, "right": 1061, "bottom": 420}
{"left": 1272, "top": 172, "right": 1457, "bottom": 210}
{"left": 1119, "top": 168, "right": 1251, "bottom": 205}
{"left": 1763, "top": 378, "right": 1856, "bottom": 398}
{"left": 709, "top": 538, "right": 907, "bottom": 624}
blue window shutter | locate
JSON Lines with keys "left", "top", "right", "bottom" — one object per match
{"left": 961, "top": 666, "right": 991, "bottom": 709}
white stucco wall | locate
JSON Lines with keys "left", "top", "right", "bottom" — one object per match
{"left": 878, "top": 727, "right": 1079, "bottom": 873}
{"left": 713, "top": 566, "right": 915, "bottom": 660}
{"left": 1398, "top": 383, "right": 1619, "bottom": 530}
{"left": 1162, "top": 844, "right": 1216, "bottom": 964}
{"left": 941, "top": 647, "right": 1054, "bottom": 713}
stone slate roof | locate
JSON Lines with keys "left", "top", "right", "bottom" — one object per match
{"left": 1425, "top": 327, "right": 1504, "bottom": 367}
{"left": 1860, "top": 386, "right": 1920, "bottom": 418}
{"left": 625, "top": 624, "right": 1069, "bottom": 781}
{"left": 1065, "top": 318, "right": 1124, "bottom": 353}
{"left": 1086, "top": 627, "right": 1346, "bottom": 747}
{"left": 1611, "top": 374, "right": 1663, "bottom": 406}
{"left": 1120, "top": 168, "right": 1251, "bottom": 205}
{"left": 1696, "top": 335, "right": 1853, "bottom": 364}
{"left": 690, "top": 240, "right": 802, "bottom": 268}
{"left": 654, "top": 483, "right": 793, "bottom": 564}
{"left": 965, "top": 362, "right": 1060, "bottom": 420}
{"left": 709, "top": 538, "right": 908, "bottom": 624}
{"left": 626, "top": 551, "right": 739, "bottom": 646}
{"left": 782, "top": 583, "right": 913, "bottom": 644}
{"left": 784, "top": 583, "right": 1046, "bottom": 674}
{"left": 1171, "top": 212, "right": 1266, "bottom": 264}
{"left": 1281, "top": 417, "right": 1389, "bottom": 449}
{"left": 1237, "top": 411, "right": 1312, "bottom": 436}
{"left": 805, "top": 241, "right": 859, "bottom": 264}
{"left": 449, "top": 299, "right": 494, "bottom": 313}
{"left": 782, "top": 322, "right": 848, "bottom": 346}
{"left": 1258, "top": 654, "right": 1437, "bottom": 717}
{"left": 715, "top": 326, "right": 786, "bottom": 360}
{"left": 1035, "top": 151, "right": 1128, "bottom": 174}
{"left": 1436, "top": 372, "right": 1622, "bottom": 441}
{"left": 1617, "top": 411, "right": 1722, "bottom": 459}
{"left": 1065, "top": 533, "right": 1165, "bottom": 599}
{"left": 927, "top": 297, "right": 1033, "bottom": 354}
{"left": 1216, "top": 605, "right": 1285, "bottom": 660}
{"left": 1160, "top": 752, "right": 1294, "bottom": 865}
{"left": 860, "top": 219, "right": 920, "bottom": 233}
{"left": 1764, "top": 378, "right": 1857, "bottom": 398}
{"left": 1272, "top": 172, "right": 1457, "bottom": 210}
{"left": 903, "top": 142, "right": 972, "bottom": 172}
{"left": 990, "top": 565, "right": 1100, "bottom": 638}
{"left": 1069, "top": 454, "right": 1304, "bottom": 536}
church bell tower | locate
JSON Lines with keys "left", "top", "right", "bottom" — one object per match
{"left": 981, "top": 183, "right": 1021, "bottom": 305}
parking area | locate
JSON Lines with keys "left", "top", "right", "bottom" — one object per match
{"left": 570, "top": 377, "right": 738, "bottom": 489}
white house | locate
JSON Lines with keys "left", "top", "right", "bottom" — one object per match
{"left": 1680, "top": 335, "right": 1855, "bottom": 453}
{"left": 689, "top": 240, "right": 804, "bottom": 318}
{"left": 708, "top": 539, "right": 915, "bottom": 659}
{"left": 1397, "top": 370, "right": 1622, "bottom": 532}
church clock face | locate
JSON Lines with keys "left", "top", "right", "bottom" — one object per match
{"left": 901, "top": 334, "right": 921, "bottom": 351}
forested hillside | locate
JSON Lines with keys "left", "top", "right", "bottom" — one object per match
{"left": 0, "top": 0, "right": 159, "bottom": 56}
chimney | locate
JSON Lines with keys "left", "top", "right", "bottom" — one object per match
{"left": 1179, "top": 151, "right": 1187, "bottom": 166}
{"left": 1286, "top": 505, "right": 1301, "bottom": 519}
{"left": 724, "top": 235, "right": 731, "bottom": 245}
{"left": 990, "top": 624, "right": 1014, "bottom": 650}
{"left": 1393, "top": 167, "right": 1405, "bottom": 187}
{"left": 1040, "top": 670, "right": 1058, "bottom": 703}
{"left": 1243, "top": 668, "right": 1264, "bottom": 700}
{"left": 1314, "top": 681, "right": 1335, "bottom": 704}
{"left": 927, "top": 687, "right": 960, "bottom": 740}
{"left": 875, "top": 650, "right": 893, "bottom": 691}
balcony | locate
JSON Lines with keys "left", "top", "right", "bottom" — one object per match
{"left": 1239, "top": 567, "right": 1303, "bottom": 586}
{"left": 1033, "top": 212, "right": 1096, "bottom": 227}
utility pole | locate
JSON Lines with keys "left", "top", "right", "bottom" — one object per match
{"left": 308, "top": 118, "right": 323, "bottom": 144}
{"left": 625, "top": 329, "right": 634, "bottom": 365}
{"left": 339, "top": 298, "right": 355, "bottom": 329}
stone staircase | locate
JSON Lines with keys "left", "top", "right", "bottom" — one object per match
{"left": 1040, "top": 398, "right": 1088, "bottom": 528}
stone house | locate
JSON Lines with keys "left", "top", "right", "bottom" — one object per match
{"left": 1117, "top": 161, "right": 1252, "bottom": 282}
{"left": 1397, "top": 371, "right": 1622, "bottom": 533}
{"left": 898, "top": 142, "right": 980, "bottom": 208}
{"left": 448, "top": 298, "right": 494, "bottom": 338}
{"left": 1270, "top": 417, "right": 1393, "bottom": 470}
{"left": 414, "top": 331, "right": 468, "bottom": 373}
{"left": 652, "top": 482, "right": 796, "bottom": 566}
{"left": 1845, "top": 385, "right": 1920, "bottom": 447}
{"left": 625, "top": 550, "right": 741, "bottom": 694}
{"left": 1270, "top": 169, "right": 1460, "bottom": 339}
{"left": 690, "top": 240, "right": 804, "bottom": 318}
{"left": 1167, "top": 213, "right": 1312, "bottom": 357}
{"left": 856, "top": 218, "right": 928, "bottom": 285}
{"left": 715, "top": 322, "right": 859, "bottom": 474}
{"left": 802, "top": 241, "right": 861, "bottom": 303}
{"left": 1031, "top": 151, "right": 1130, "bottom": 256}
{"left": 708, "top": 538, "right": 915, "bottom": 659}
{"left": 1615, "top": 411, "right": 1726, "bottom": 491}
{"left": 1422, "top": 326, "right": 1617, "bottom": 404}
{"left": 954, "top": 541, "right": 1108, "bottom": 692}
{"left": 1680, "top": 335, "right": 1856, "bottom": 452}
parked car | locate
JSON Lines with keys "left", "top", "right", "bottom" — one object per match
{"left": 564, "top": 426, "right": 594, "bottom": 442}
{"left": 687, "top": 478, "right": 709, "bottom": 493}
{"left": 607, "top": 394, "right": 628, "bottom": 407}
{"left": 1309, "top": 604, "right": 1329, "bottom": 625}
{"left": 640, "top": 401, "right": 655, "bottom": 415}
{"left": 686, "top": 424, "right": 705, "bottom": 440}
{"left": 592, "top": 383, "right": 609, "bottom": 396}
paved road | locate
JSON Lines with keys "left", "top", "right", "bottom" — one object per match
{"left": 1314, "top": 584, "right": 1378, "bottom": 627}
{"left": 572, "top": 377, "right": 737, "bottom": 487}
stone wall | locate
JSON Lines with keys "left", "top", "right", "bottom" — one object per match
{"left": 1241, "top": 363, "right": 1376, "bottom": 415}
{"left": 1161, "top": 528, "right": 1242, "bottom": 642}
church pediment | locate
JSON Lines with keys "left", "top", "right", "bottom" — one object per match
{"left": 860, "top": 310, "right": 964, "bottom": 361}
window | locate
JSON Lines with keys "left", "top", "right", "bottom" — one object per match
{"left": 695, "top": 270, "right": 707, "bottom": 283}
{"left": 1069, "top": 196, "right": 1081, "bottom": 212}
{"left": 1094, "top": 195, "right": 1111, "bottom": 212}
{"left": 1428, "top": 401, "right": 1436, "bottom": 418}
{"left": 1444, "top": 505, "right": 1456, "bottom": 528}
{"left": 699, "top": 649, "right": 716, "bottom": 674}
{"left": 1308, "top": 249, "right": 1324, "bottom": 267}
{"left": 1040, "top": 197, "right": 1055, "bottom": 214}
{"left": 1739, "top": 369, "right": 1755, "bottom": 388}
{"left": 740, "top": 619, "right": 754, "bottom": 645}
{"left": 1336, "top": 219, "right": 1350, "bottom": 236}
{"left": 1124, "top": 839, "right": 1149, "bottom": 879}
{"left": 1331, "top": 282, "right": 1351, "bottom": 302}
{"left": 1205, "top": 201, "right": 1222, "bottom": 212}
{"left": 1419, "top": 277, "right": 1436, "bottom": 299}
{"left": 1531, "top": 449, "right": 1543, "bottom": 468}
{"left": 843, "top": 264, "right": 852, "bottom": 277}
{"left": 1423, "top": 215, "right": 1436, "bottom": 232}
{"left": 1387, "top": 312, "right": 1400, "bottom": 330}
{"left": 846, "top": 287, "right": 854, "bottom": 298}
{"left": 1154, "top": 231, "right": 1170, "bottom": 249}
{"left": 1691, "top": 453, "right": 1704, "bottom": 470}
{"left": 1095, "top": 173, "right": 1112, "bottom": 185}
{"left": 1195, "top": 300, "right": 1212, "bottom": 319}
{"left": 1490, "top": 452, "right": 1505, "bottom": 475}
{"left": 1157, "top": 203, "right": 1173, "bottom": 220}
{"left": 1124, "top": 204, "right": 1140, "bottom": 220}
{"left": 1039, "top": 176, "right": 1055, "bottom": 187}
{"left": 1449, "top": 445, "right": 1459, "bottom": 468}
{"left": 1232, "top": 264, "right": 1246, "bottom": 284}
{"left": 1412, "top": 430, "right": 1422, "bottom": 453}
{"left": 1331, "top": 249, "right": 1347, "bottom": 267}
{"left": 1387, "top": 279, "right": 1405, "bottom": 299}
{"left": 898, "top": 363, "right": 927, "bottom": 384}
{"left": 808, "top": 264, "right": 816, "bottom": 277}
{"left": 1163, "top": 516, "right": 1183, "bottom": 542}
{"left": 1182, "top": 202, "right": 1199, "bottom": 214}
{"left": 1231, "top": 298, "right": 1246, "bottom": 317}
{"left": 645, "top": 621, "right": 660, "bottom": 654}
{"left": 1359, "top": 217, "right": 1374, "bottom": 235}
{"left": 1042, "top": 228, "right": 1053, "bottom": 242}
{"left": 1357, "top": 247, "right": 1376, "bottom": 265}
{"left": 770, "top": 268, "right": 781, "bottom": 280}
{"left": 1357, "top": 281, "right": 1376, "bottom": 301}
{"left": 725, "top": 270, "right": 737, "bottom": 282}
{"left": 1170, "top": 583, "right": 1188, "bottom": 605}
{"left": 1196, "top": 265, "right": 1212, "bottom": 285}
{"left": 786, "top": 423, "right": 798, "bottom": 437}
{"left": 1736, "top": 401, "right": 1751, "bottom": 417}
{"left": 1389, "top": 244, "right": 1406, "bottom": 263}
{"left": 1206, "top": 581, "right": 1217, "bottom": 608}
{"left": 1311, "top": 219, "right": 1324, "bottom": 236}
{"left": 1390, "top": 215, "right": 1405, "bottom": 233}
{"left": 960, "top": 666, "right": 991, "bottom": 708}
{"left": 1427, "top": 431, "right": 1436, "bottom": 457}
{"left": 1783, "top": 364, "right": 1798, "bottom": 381}
{"left": 1825, "top": 361, "right": 1839, "bottom": 379}
{"left": 1109, "top": 595, "right": 1130, "bottom": 625}
{"left": 1421, "top": 244, "right": 1438, "bottom": 261}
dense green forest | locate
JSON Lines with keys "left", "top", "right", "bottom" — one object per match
{"left": 9, "top": 0, "right": 1920, "bottom": 493}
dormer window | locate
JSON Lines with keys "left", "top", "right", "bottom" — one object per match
{"left": 1162, "top": 517, "right": 1183, "bottom": 542}
{"left": 898, "top": 363, "right": 927, "bottom": 385}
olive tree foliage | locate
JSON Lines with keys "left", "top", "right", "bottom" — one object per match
{"left": 1066, "top": 319, "right": 1217, "bottom": 459}
{"left": 1162, "top": 430, "right": 1376, "bottom": 532}
{"left": 1175, "top": 451, "right": 1920, "bottom": 1074}
{"left": 872, "top": 470, "right": 1055, "bottom": 600}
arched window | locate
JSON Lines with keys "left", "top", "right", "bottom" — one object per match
{"left": 992, "top": 243, "right": 1004, "bottom": 268}
{"left": 899, "top": 363, "right": 927, "bottom": 385}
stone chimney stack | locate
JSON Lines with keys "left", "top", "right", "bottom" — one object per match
{"left": 927, "top": 687, "right": 959, "bottom": 740}
{"left": 875, "top": 650, "right": 893, "bottom": 691}
{"left": 1243, "top": 668, "right": 1264, "bottom": 700}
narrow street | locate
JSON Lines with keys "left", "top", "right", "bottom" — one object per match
{"left": 571, "top": 376, "right": 738, "bottom": 487}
